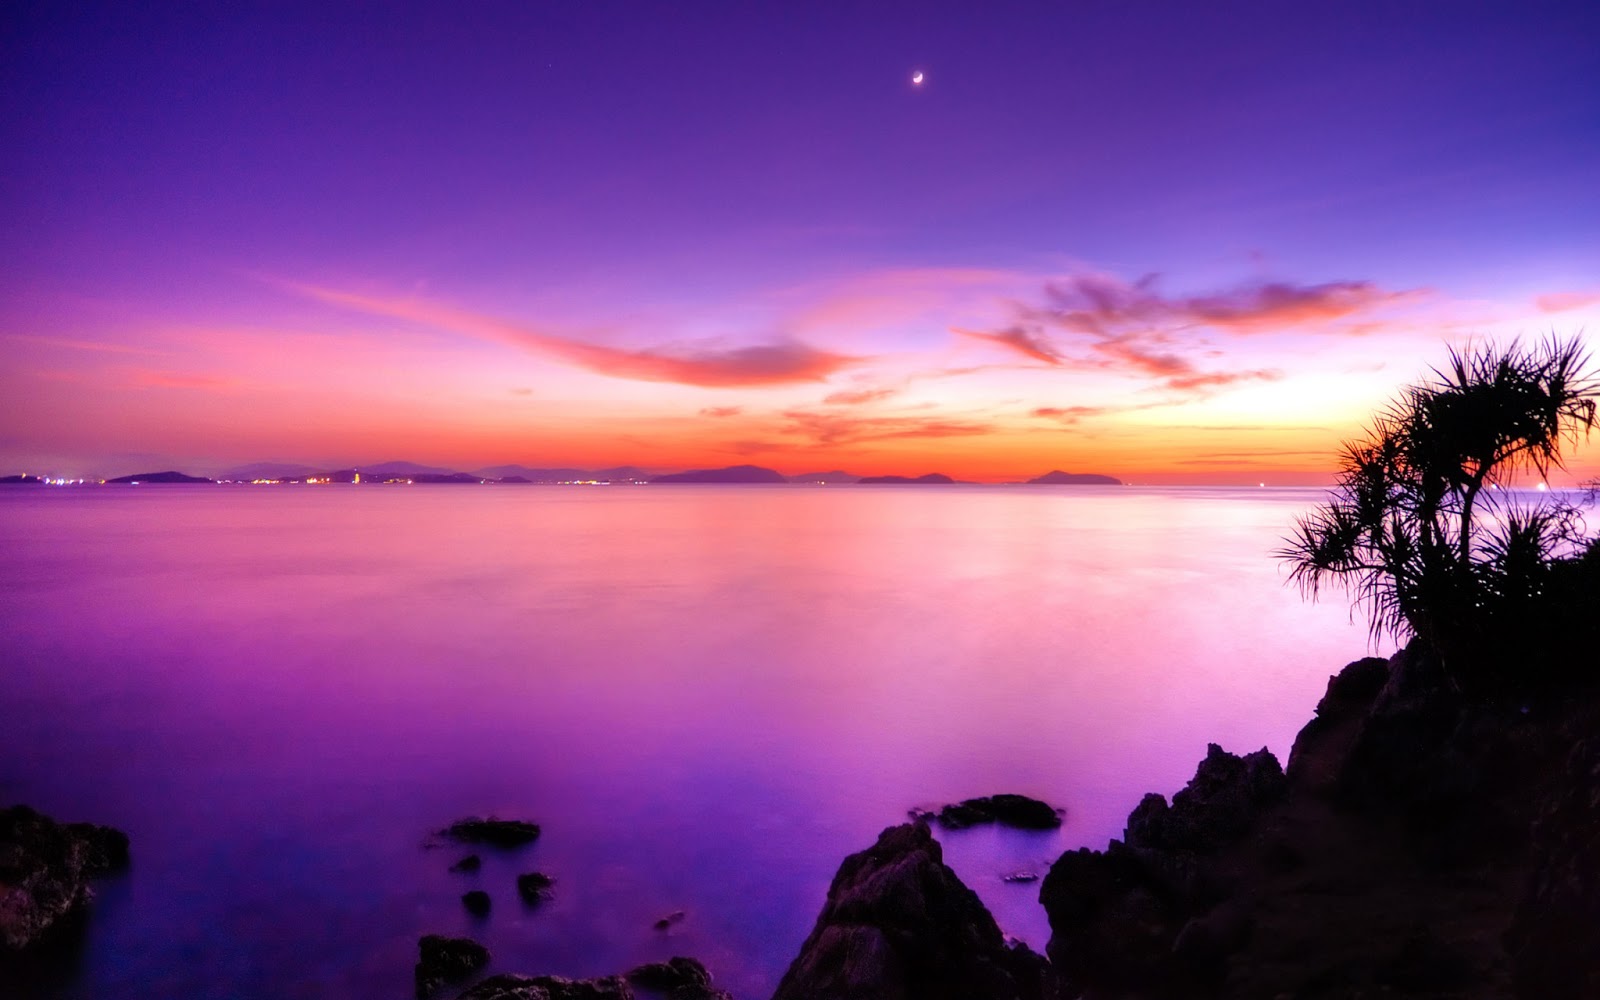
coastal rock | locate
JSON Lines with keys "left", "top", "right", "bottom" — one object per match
{"left": 450, "top": 854, "right": 483, "bottom": 873}
{"left": 415, "top": 934, "right": 489, "bottom": 998}
{"left": 928, "top": 794, "right": 1063, "bottom": 830}
{"left": 462, "top": 890, "right": 491, "bottom": 915}
{"left": 0, "top": 805, "right": 129, "bottom": 952}
{"left": 444, "top": 818, "right": 542, "bottom": 847}
{"left": 625, "top": 957, "right": 730, "bottom": 999}
{"left": 652, "top": 910, "right": 685, "bottom": 930}
{"left": 1041, "top": 644, "right": 1595, "bottom": 998}
{"left": 458, "top": 973, "right": 632, "bottom": 1000}
{"left": 1123, "top": 744, "right": 1284, "bottom": 853}
{"left": 1507, "top": 734, "right": 1600, "bottom": 998}
{"left": 771, "top": 821, "right": 1052, "bottom": 1000}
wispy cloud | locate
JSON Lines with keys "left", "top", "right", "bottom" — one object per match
{"left": 699, "top": 405, "right": 743, "bottom": 417}
{"left": 823, "top": 386, "right": 901, "bottom": 405}
{"left": 3, "top": 333, "right": 172, "bottom": 357}
{"left": 284, "top": 282, "right": 862, "bottom": 388}
{"left": 132, "top": 370, "right": 236, "bottom": 390}
{"left": 778, "top": 409, "right": 995, "bottom": 446}
{"left": 1536, "top": 291, "right": 1600, "bottom": 313}
{"left": 1031, "top": 405, "right": 1112, "bottom": 423}
{"left": 953, "top": 326, "right": 1064, "bottom": 365}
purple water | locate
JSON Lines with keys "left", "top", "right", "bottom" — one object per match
{"left": 0, "top": 484, "right": 1372, "bottom": 999}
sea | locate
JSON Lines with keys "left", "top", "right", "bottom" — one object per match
{"left": 0, "top": 484, "right": 1375, "bottom": 999}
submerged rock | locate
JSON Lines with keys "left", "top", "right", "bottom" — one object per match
{"left": 0, "top": 804, "right": 129, "bottom": 952}
{"left": 450, "top": 854, "right": 482, "bottom": 873}
{"left": 772, "top": 821, "right": 1052, "bottom": 1000}
{"left": 462, "top": 890, "right": 491, "bottom": 916}
{"left": 458, "top": 973, "right": 632, "bottom": 1000}
{"left": 414, "top": 934, "right": 488, "bottom": 998}
{"left": 928, "top": 794, "right": 1063, "bottom": 830}
{"left": 444, "top": 818, "right": 542, "bottom": 847}
{"left": 652, "top": 910, "right": 685, "bottom": 931}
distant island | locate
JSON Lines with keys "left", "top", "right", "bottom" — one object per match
{"left": 857, "top": 473, "right": 962, "bottom": 485}
{"left": 1024, "top": 470, "right": 1122, "bottom": 485}
{"left": 8, "top": 460, "right": 1123, "bottom": 488}
{"left": 788, "top": 470, "right": 860, "bottom": 484}
{"left": 105, "top": 471, "right": 214, "bottom": 484}
{"left": 650, "top": 465, "right": 787, "bottom": 484}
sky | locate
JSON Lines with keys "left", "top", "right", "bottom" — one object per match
{"left": 3, "top": 1, "right": 1598, "bottom": 484}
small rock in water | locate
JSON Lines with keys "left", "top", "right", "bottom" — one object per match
{"left": 462, "top": 890, "right": 491, "bottom": 916}
{"left": 1001, "top": 870, "right": 1040, "bottom": 884}
{"left": 653, "top": 910, "right": 687, "bottom": 930}
{"left": 443, "top": 817, "right": 542, "bottom": 847}
{"left": 932, "top": 793, "right": 1064, "bottom": 830}
{"left": 414, "top": 934, "right": 489, "bottom": 998}
{"left": 516, "top": 871, "right": 555, "bottom": 904}
{"left": 449, "top": 854, "right": 482, "bottom": 873}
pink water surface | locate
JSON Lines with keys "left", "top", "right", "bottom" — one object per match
{"left": 0, "top": 484, "right": 1374, "bottom": 998}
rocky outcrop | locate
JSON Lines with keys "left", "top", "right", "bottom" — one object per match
{"left": 625, "top": 957, "right": 731, "bottom": 1000}
{"left": 415, "top": 934, "right": 489, "bottom": 998}
{"left": 771, "top": 821, "right": 1051, "bottom": 1000}
{"left": 444, "top": 818, "right": 542, "bottom": 847}
{"left": 1039, "top": 644, "right": 1600, "bottom": 998}
{"left": 462, "top": 890, "right": 491, "bottom": 915}
{"left": 1507, "top": 732, "right": 1600, "bottom": 999}
{"left": 458, "top": 973, "right": 632, "bottom": 1000}
{"left": 0, "top": 805, "right": 129, "bottom": 952}
{"left": 921, "top": 794, "right": 1064, "bottom": 830}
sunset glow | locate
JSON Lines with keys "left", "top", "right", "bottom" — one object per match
{"left": 3, "top": 4, "right": 1597, "bottom": 484}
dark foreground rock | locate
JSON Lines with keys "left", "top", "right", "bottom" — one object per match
{"left": 625, "top": 957, "right": 731, "bottom": 999}
{"left": 0, "top": 805, "right": 129, "bottom": 952}
{"left": 771, "top": 821, "right": 1052, "bottom": 1000}
{"left": 415, "top": 934, "right": 489, "bottom": 998}
{"left": 444, "top": 818, "right": 542, "bottom": 847}
{"left": 459, "top": 973, "right": 632, "bottom": 1000}
{"left": 926, "top": 794, "right": 1064, "bottom": 830}
{"left": 1039, "top": 644, "right": 1600, "bottom": 998}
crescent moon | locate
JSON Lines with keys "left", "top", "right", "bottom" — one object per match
{"left": 912, "top": 71, "right": 924, "bottom": 85}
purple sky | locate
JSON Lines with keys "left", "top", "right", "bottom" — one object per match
{"left": 4, "top": 2, "right": 1598, "bottom": 481}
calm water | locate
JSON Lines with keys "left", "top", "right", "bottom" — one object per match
{"left": 0, "top": 485, "right": 1372, "bottom": 999}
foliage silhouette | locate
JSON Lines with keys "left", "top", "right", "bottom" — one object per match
{"left": 1280, "top": 337, "right": 1599, "bottom": 694}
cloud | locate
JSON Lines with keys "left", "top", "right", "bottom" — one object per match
{"left": 699, "top": 406, "right": 743, "bottom": 417}
{"left": 959, "top": 271, "right": 1407, "bottom": 395}
{"left": 132, "top": 371, "right": 236, "bottom": 390}
{"left": 1536, "top": 291, "right": 1600, "bottom": 313}
{"left": 778, "top": 409, "right": 995, "bottom": 446}
{"left": 1031, "top": 405, "right": 1110, "bottom": 423}
{"left": 823, "top": 386, "right": 900, "bottom": 405}
{"left": 3, "top": 333, "right": 172, "bottom": 357}
{"left": 953, "top": 326, "right": 1064, "bottom": 365}
{"left": 284, "top": 282, "right": 861, "bottom": 388}
{"left": 1163, "top": 369, "right": 1281, "bottom": 391}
